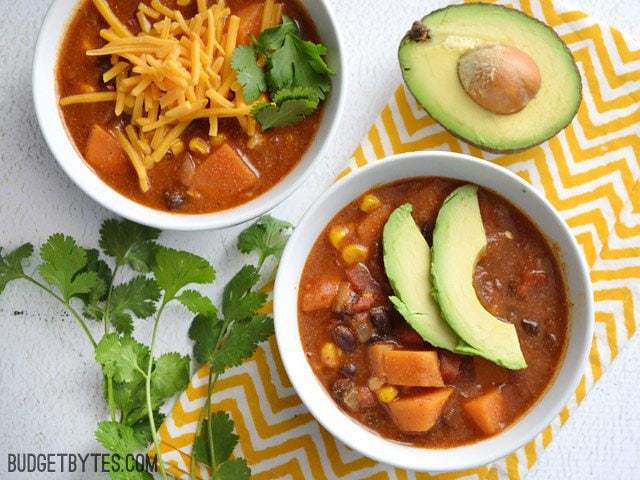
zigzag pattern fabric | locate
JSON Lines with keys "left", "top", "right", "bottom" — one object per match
{"left": 158, "top": 0, "right": 640, "bottom": 478}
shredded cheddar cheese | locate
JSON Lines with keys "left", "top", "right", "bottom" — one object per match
{"left": 59, "top": 0, "right": 281, "bottom": 193}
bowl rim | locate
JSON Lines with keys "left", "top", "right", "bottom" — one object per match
{"left": 274, "top": 151, "right": 594, "bottom": 472}
{"left": 32, "top": 0, "right": 346, "bottom": 231}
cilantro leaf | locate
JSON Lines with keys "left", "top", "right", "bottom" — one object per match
{"left": 254, "top": 16, "right": 299, "bottom": 52}
{"left": 84, "top": 248, "right": 112, "bottom": 287}
{"left": 150, "top": 352, "right": 190, "bottom": 403}
{"left": 38, "top": 234, "right": 99, "bottom": 302}
{"left": 192, "top": 411, "right": 238, "bottom": 467}
{"left": 177, "top": 289, "right": 218, "bottom": 317}
{"left": 95, "top": 421, "right": 147, "bottom": 454}
{"left": 108, "top": 374, "right": 146, "bottom": 420}
{"left": 153, "top": 247, "right": 215, "bottom": 300}
{"left": 222, "top": 265, "right": 267, "bottom": 322}
{"left": 237, "top": 215, "right": 293, "bottom": 266}
{"left": 109, "top": 276, "right": 160, "bottom": 334}
{"left": 272, "top": 86, "right": 318, "bottom": 104}
{"left": 188, "top": 314, "right": 223, "bottom": 364}
{"left": 231, "top": 45, "right": 266, "bottom": 103}
{"left": 210, "top": 315, "right": 274, "bottom": 373}
{"left": 78, "top": 248, "right": 111, "bottom": 320}
{"left": 130, "top": 410, "right": 164, "bottom": 444}
{"left": 96, "top": 334, "right": 149, "bottom": 383}
{"left": 296, "top": 38, "right": 334, "bottom": 76}
{"left": 214, "top": 459, "right": 251, "bottom": 480}
{"left": 95, "top": 422, "right": 155, "bottom": 479}
{"left": 253, "top": 97, "right": 318, "bottom": 130}
{"left": 99, "top": 219, "right": 160, "bottom": 272}
{"left": 268, "top": 34, "right": 331, "bottom": 101}
{"left": 0, "top": 243, "right": 33, "bottom": 294}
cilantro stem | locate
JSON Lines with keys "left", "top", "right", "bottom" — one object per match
{"left": 202, "top": 316, "right": 234, "bottom": 473}
{"left": 102, "top": 264, "right": 120, "bottom": 422}
{"left": 205, "top": 368, "right": 219, "bottom": 470}
{"left": 106, "top": 376, "right": 116, "bottom": 423}
{"left": 145, "top": 298, "right": 169, "bottom": 480}
{"left": 102, "top": 264, "right": 120, "bottom": 335}
{"left": 22, "top": 275, "right": 97, "bottom": 349}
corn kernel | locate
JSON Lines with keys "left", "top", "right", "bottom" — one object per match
{"left": 341, "top": 244, "right": 368, "bottom": 264}
{"left": 212, "top": 133, "right": 227, "bottom": 147}
{"left": 170, "top": 139, "right": 185, "bottom": 156}
{"left": 320, "top": 342, "right": 342, "bottom": 368}
{"left": 376, "top": 385, "right": 398, "bottom": 403}
{"left": 359, "top": 194, "right": 381, "bottom": 212}
{"left": 189, "top": 137, "right": 211, "bottom": 156}
{"left": 328, "top": 225, "right": 349, "bottom": 249}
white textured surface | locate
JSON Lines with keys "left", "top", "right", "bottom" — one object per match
{"left": 0, "top": 0, "right": 638, "bottom": 479}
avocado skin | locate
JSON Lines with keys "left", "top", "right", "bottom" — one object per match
{"left": 382, "top": 203, "right": 460, "bottom": 351}
{"left": 431, "top": 185, "right": 527, "bottom": 370}
{"left": 397, "top": 3, "right": 582, "bottom": 154}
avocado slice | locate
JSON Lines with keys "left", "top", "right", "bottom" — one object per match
{"left": 431, "top": 186, "right": 527, "bottom": 369}
{"left": 398, "top": 4, "right": 581, "bottom": 152}
{"left": 382, "top": 203, "right": 460, "bottom": 351}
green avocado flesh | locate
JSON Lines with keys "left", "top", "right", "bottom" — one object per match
{"left": 431, "top": 185, "right": 527, "bottom": 370}
{"left": 398, "top": 3, "right": 581, "bottom": 152}
{"left": 382, "top": 203, "right": 460, "bottom": 351}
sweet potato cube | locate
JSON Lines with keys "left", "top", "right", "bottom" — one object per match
{"left": 463, "top": 387, "right": 506, "bottom": 435}
{"left": 383, "top": 350, "right": 444, "bottom": 387}
{"left": 367, "top": 343, "right": 394, "bottom": 378}
{"left": 236, "top": 2, "right": 264, "bottom": 45}
{"left": 387, "top": 388, "right": 453, "bottom": 433}
{"left": 357, "top": 205, "right": 392, "bottom": 245}
{"left": 192, "top": 144, "right": 258, "bottom": 198}
{"left": 300, "top": 276, "right": 340, "bottom": 312}
{"left": 84, "top": 125, "right": 128, "bottom": 175}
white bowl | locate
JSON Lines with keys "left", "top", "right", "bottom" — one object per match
{"left": 32, "top": 0, "right": 345, "bottom": 231}
{"left": 274, "top": 151, "right": 593, "bottom": 472}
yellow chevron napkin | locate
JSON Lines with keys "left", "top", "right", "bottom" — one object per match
{"left": 158, "top": 0, "right": 640, "bottom": 478}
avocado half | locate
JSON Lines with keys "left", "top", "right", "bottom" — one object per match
{"left": 382, "top": 203, "right": 460, "bottom": 351}
{"left": 431, "top": 185, "right": 527, "bottom": 369}
{"left": 398, "top": 3, "right": 582, "bottom": 153}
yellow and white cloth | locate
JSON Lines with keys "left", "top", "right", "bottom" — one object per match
{"left": 158, "top": 0, "right": 640, "bottom": 477}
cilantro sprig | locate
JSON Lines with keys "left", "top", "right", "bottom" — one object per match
{"left": 231, "top": 16, "right": 334, "bottom": 130}
{"left": 187, "top": 216, "right": 292, "bottom": 479}
{"left": 0, "top": 215, "right": 292, "bottom": 480}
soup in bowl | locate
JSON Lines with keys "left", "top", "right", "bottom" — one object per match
{"left": 274, "top": 152, "right": 593, "bottom": 471}
{"left": 33, "top": 0, "right": 344, "bottom": 229}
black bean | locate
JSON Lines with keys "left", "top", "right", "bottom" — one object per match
{"left": 164, "top": 188, "right": 187, "bottom": 210}
{"left": 370, "top": 306, "right": 391, "bottom": 334}
{"left": 333, "top": 325, "right": 357, "bottom": 353}
{"left": 522, "top": 319, "right": 539, "bottom": 335}
{"left": 339, "top": 363, "right": 357, "bottom": 378}
{"left": 96, "top": 56, "right": 113, "bottom": 76}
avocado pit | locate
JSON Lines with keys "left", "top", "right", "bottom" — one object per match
{"left": 457, "top": 45, "right": 541, "bottom": 115}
